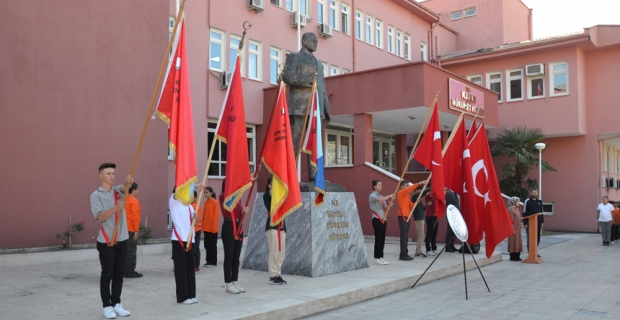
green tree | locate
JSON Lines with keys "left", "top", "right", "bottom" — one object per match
{"left": 491, "top": 126, "right": 557, "bottom": 200}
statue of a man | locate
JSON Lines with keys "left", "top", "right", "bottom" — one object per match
{"left": 282, "top": 32, "right": 331, "bottom": 180}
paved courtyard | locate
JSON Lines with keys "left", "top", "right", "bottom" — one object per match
{"left": 307, "top": 233, "right": 620, "bottom": 320}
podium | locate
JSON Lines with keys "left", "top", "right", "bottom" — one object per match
{"left": 522, "top": 212, "right": 544, "bottom": 264}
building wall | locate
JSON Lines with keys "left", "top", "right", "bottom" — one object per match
{"left": 0, "top": 0, "right": 170, "bottom": 248}
{"left": 422, "top": 0, "right": 531, "bottom": 51}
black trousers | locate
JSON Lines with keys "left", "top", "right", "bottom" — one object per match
{"left": 425, "top": 216, "right": 438, "bottom": 252}
{"left": 611, "top": 224, "right": 619, "bottom": 241}
{"left": 525, "top": 220, "right": 542, "bottom": 250}
{"left": 193, "top": 231, "right": 201, "bottom": 268}
{"left": 172, "top": 240, "right": 196, "bottom": 302}
{"left": 125, "top": 232, "right": 137, "bottom": 274}
{"left": 445, "top": 223, "right": 457, "bottom": 250}
{"left": 97, "top": 240, "right": 127, "bottom": 308}
{"left": 372, "top": 218, "right": 387, "bottom": 259}
{"left": 203, "top": 231, "right": 218, "bottom": 266}
{"left": 221, "top": 219, "right": 243, "bottom": 283}
{"left": 397, "top": 216, "right": 410, "bottom": 256}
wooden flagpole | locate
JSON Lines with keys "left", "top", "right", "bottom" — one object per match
{"left": 407, "top": 113, "right": 465, "bottom": 223}
{"left": 185, "top": 23, "right": 252, "bottom": 248}
{"left": 109, "top": 0, "right": 187, "bottom": 246}
{"left": 383, "top": 87, "right": 441, "bottom": 223}
{"left": 295, "top": 76, "right": 318, "bottom": 164}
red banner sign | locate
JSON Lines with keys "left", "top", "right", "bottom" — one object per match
{"left": 448, "top": 78, "right": 485, "bottom": 116}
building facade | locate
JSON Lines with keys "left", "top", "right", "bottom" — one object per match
{"left": 2, "top": 0, "right": 618, "bottom": 248}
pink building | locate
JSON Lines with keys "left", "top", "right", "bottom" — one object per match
{"left": 1, "top": 0, "right": 618, "bottom": 248}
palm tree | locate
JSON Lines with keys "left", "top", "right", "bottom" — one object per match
{"left": 491, "top": 126, "right": 557, "bottom": 200}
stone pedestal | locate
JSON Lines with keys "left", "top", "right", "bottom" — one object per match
{"left": 242, "top": 192, "right": 368, "bottom": 277}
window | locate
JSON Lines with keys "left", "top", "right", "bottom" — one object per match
{"left": 375, "top": 20, "right": 383, "bottom": 48}
{"left": 286, "top": 0, "right": 293, "bottom": 11}
{"left": 467, "top": 74, "right": 483, "bottom": 86}
{"left": 387, "top": 26, "right": 394, "bottom": 53}
{"left": 342, "top": 69, "right": 351, "bottom": 74}
{"left": 207, "top": 122, "right": 256, "bottom": 177}
{"left": 270, "top": 47, "right": 282, "bottom": 85}
{"left": 404, "top": 34, "right": 411, "bottom": 60}
{"left": 355, "top": 11, "right": 362, "bottom": 40}
{"left": 395, "top": 29, "right": 402, "bottom": 57}
{"left": 329, "top": 0, "right": 338, "bottom": 29}
{"left": 528, "top": 75, "right": 545, "bottom": 99}
{"left": 167, "top": 209, "right": 173, "bottom": 230}
{"left": 420, "top": 41, "right": 427, "bottom": 61}
{"left": 507, "top": 68, "right": 523, "bottom": 101}
{"left": 248, "top": 41, "right": 261, "bottom": 81}
{"left": 209, "top": 29, "right": 224, "bottom": 71}
{"left": 271, "top": 0, "right": 279, "bottom": 5}
{"left": 169, "top": 17, "right": 175, "bottom": 40}
{"left": 465, "top": 7, "right": 476, "bottom": 17}
{"left": 365, "top": 15, "right": 373, "bottom": 44}
{"left": 326, "top": 126, "right": 353, "bottom": 166}
{"left": 550, "top": 61, "right": 569, "bottom": 96}
{"left": 320, "top": 61, "right": 328, "bottom": 76}
{"left": 487, "top": 72, "right": 503, "bottom": 102}
{"left": 372, "top": 131, "right": 396, "bottom": 173}
{"left": 318, "top": 0, "right": 325, "bottom": 24}
{"left": 229, "top": 35, "right": 243, "bottom": 75}
{"left": 451, "top": 10, "right": 463, "bottom": 20}
{"left": 300, "top": 0, "right": 308, "bottom": 16}
{"left": 330, "top": 65, "right": 340, "bottom": 76}
{"left": 341, "top": 3, "right": 350, "bottom": 35}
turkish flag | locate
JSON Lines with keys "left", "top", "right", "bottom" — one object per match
{"left": 466, "top": 118, "right": 478, "bottom": 143}
{"left": 469, "top": 124, "right": 514, "bottom": 258}
{"left": 443, "top": 117, "right": 480, "bottom": 243}
{"left": 261, "top": 83, "right": 303, "bottom": 225}
{"left": 413, "top": 103, "right": 445, "bottom": 217}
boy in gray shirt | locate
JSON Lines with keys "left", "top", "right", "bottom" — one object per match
{"left": 90, "top": 162, "right": 133, "bottom": 319}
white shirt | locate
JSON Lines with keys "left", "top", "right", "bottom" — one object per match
{"left": 169, "top": 195, "right": 195, "bottom": 243}
{"left": 597, "top": 203, "right": 614, "bottom": 222}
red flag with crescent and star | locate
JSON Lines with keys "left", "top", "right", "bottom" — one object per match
{"left": 468, "top": 123, "right": 514, "bottom": 258}
{"left": 413, "top": 103, "right": 445, "bottom": 218}
{"left": 443, "top": 117, "right": 480, "bottom": 243}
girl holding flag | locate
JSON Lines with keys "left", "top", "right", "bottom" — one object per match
{"left": 369, "top": 180, "right": 394, "bottom": 265}
{"left": 220, "top": 179, "right": 249, "bottom": 294}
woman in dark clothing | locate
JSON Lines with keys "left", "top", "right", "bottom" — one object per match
{"left": 220, "top": 179, "right": 249, "bottom": 294}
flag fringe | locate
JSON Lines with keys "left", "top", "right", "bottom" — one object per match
{"left": 175, "top": 176, "right": 197, "bottom": 206}
{"left": 222, "top": 181, "right": 252, "bottom": 212}
{"left": 261, "top": 160, "right": 302, "bottom": 226}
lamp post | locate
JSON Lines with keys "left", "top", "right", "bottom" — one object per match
{"left": 535, "top": 143, "right": 546, "bottom": 199}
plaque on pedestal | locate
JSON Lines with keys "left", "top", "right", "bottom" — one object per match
{"left": 241, "top": 192, "right": 368, "bottom": 277}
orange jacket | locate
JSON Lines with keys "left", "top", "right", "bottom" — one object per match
{"left": 397, "top": 183, "right": 419, "bottom": 217}
{"left": 614, "top": 207, "right": 620, "bottom": 224}
{"left": 191, "top": 202, "right": 202, "bottom": 232}
{"left": 200, "top": 198, "right": 220, "bottom": 233}
{"left": 125, "top": 195, "right": 141, "bottom": 232}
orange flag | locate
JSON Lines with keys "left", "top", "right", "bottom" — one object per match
{"left": 216, "top": 55, "right": 253, "bottom": 215}
{"left": 262, "top": 84, "right": 302, "bottom": 226}
{"left": 155, "top": 20, "right": 197, "bottom": 205}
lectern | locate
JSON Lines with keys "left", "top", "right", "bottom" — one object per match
{"left": 522, "top": 212, "right": 544, "bottom": 264}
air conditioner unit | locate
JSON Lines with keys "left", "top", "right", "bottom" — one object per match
{"left": 319, "top": 23, "right": 333, "bottom": 38}
{"left": 525, "top": 63, "right": 545, "bottom": 77}
{"left": 220, "top": 71, "right": 232, "bottom": 90}
{"left": 248, "top": 0, "right": 264, "bottom": 13}
{"left": 291, "top": 11, "right": 306, "bottom": 28}
{"left": 602, "top": 176, "right": 607, "bottom": 188}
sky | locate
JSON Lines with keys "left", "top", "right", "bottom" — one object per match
{"left": 520, "top": 0, "right": 620, "bottom": 38}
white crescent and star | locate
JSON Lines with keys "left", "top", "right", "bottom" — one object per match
{"left": 471, "top": 159, "right": 490, "bottom": 205}
{"left": 432, "top": 131, "right": 441, "bottom": 166}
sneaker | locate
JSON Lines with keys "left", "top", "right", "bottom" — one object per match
{"left": 191, "top": 298, "right": 198, "bottom": 303}
{"left": 195, "top": 267, "right": 200, "bottom": 273}
{"left": 206, "top": 264, "right": 216, "bottom": 268}
{"left": 226, "top": 283, "right": 240, "bottom": 294}
{"left": 376, "top": 259, "right": 387, "bottom": 265}
{"left": 269, "top": 277, "right": 283, "bottom": 285}
{"left": 203, "top": 263, "right": 209, "bottom": 267}
{"left": 415, "top": 253, "right": 427, "bottom": 258}
{"left": 380, "top": 258, "right": 390, "bottom": 265}
{"left": 102, "top": 307, "right": 116, "bottom": 319}
{"left": 426, "top": 251, "right": 436, "bottom": 256}
{"left": 113, "top": 304, "right": 130, "bottom": 317}
{"left": 182, "top": 299, "right": 194, "bottom": 304}
{"left": 399, "top": 255, "right": 413, "bottom": 261}
{"left": 232, "top": 281, "right": 245, "bottom": 293}
{"left": 432, "top": 250, "right": 438, "bottom": 254}
{"left": 276, "top": 276, "right": 287, "bottom": 284}
{"left": 125, "top": 271, "right": 143, "bottom": 278}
